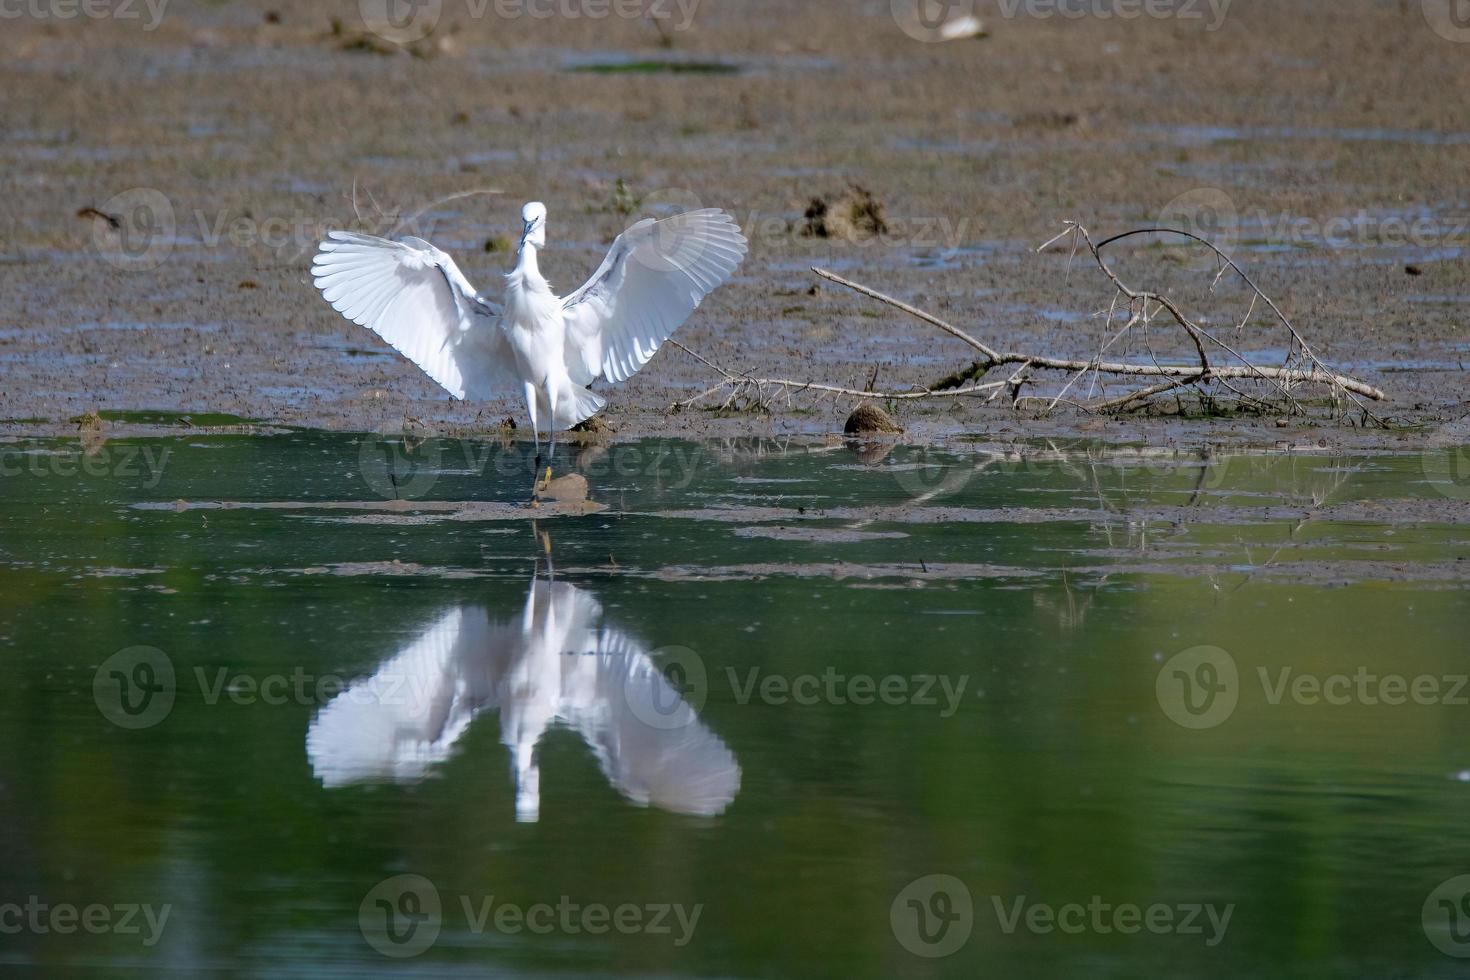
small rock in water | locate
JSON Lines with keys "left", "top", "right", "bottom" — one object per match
{"left": 538, "top": 472, "right": 590, "bottom": 503}
{"left": 844, "top": 403, "right": 902, "bottom": 435}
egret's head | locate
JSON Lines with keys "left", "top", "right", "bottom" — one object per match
{"left": 520, "top": 201, "right": 547, "bottom": 250}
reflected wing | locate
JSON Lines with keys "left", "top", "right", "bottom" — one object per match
{"left": 564, "top": 629, "right": 741, "bottom": 817}
{"left": 311, "top": 232, "right": 517, "bottom": 400}
{"left": 306, "top": 606, "right": 505, "bottom": 786}
{"left": 561, "top": 209, "right": 746, "bottom": 385}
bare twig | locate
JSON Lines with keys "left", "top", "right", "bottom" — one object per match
{"left": 811, "top": 268, "right": 1001, "bottom": 363}
{"left": 672, "top": 223, "right": 1386, "bottom": 420}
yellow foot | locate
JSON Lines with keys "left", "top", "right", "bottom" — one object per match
{"left": 535, "top": 467, "right": 553, "bottom": 494}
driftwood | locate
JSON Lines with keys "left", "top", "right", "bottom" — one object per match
{"left": 672, "top": 222, "right": 1387, "bottom": 421}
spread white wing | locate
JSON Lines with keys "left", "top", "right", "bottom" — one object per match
{"left": 311, "top": 232, "right": 517, "bottom": 400}
{"left": 561, "top": 209, "right": 747, "bottom": 385}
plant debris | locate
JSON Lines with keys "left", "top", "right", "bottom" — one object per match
{"left": 802, "top": 185, "right": 888, "bottom": 241}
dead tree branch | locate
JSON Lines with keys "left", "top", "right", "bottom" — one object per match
{"left": 671, "top": 222, "right": 1387, "bottom": 419}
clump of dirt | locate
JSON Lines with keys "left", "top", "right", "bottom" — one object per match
{"left": 929, "top": 361, "right": 989, "bottom": 392}
{"left": 326, "top": 17, "right": 454, "bottom": 59}
{"left": 571, "top": 414, "right": 612, "bottom": 435}
{"left": 844, "top": 403, "right": 902, "bottom": 435}
{"left": 802, "top": 185, "right": 888, "bottom": 241}
{"left": 75, "top": 206, "right": 120, "bottom": 229}
{"left": 1012, "top": 109, "right": 1082, "bottom": 130}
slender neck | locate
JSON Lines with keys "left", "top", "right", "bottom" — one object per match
{"left": 514, "top": 241, "right": 545, "bottom": 285}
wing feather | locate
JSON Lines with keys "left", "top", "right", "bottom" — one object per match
{"left": 561, "top": 209, "right": 747, "bottom": 385}
{"left": 311, "top": 232, "right": 516, "bottom": 400}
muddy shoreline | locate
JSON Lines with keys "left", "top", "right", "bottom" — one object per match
{"left": 2, "top": 1, "right": 1466, "bottom": 451}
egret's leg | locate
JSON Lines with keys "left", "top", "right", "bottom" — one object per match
{"left": 524, "top": 382, "right": 542, "bottom": 500}
{"left": 545, "top": 384, "right": 558, "bottom": 485}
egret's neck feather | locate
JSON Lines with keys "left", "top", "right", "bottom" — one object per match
{"left": 510, "top": 243, "right": 552, "bottom": 295}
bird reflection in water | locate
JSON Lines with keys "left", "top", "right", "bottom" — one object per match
{"left": 306, "top": 576, "right": 740, "bottom": 822}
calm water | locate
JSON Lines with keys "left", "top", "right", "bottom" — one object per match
{"left": 2, "top": 431, "right": 1469, "bottom": 977}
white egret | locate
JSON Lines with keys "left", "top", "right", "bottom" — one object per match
{"left": 311, "top": 201, "right": 747, "bottom": 496}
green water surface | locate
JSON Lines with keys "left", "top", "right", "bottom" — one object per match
{"left": 1, "top": 432, "right": 1469, "bottom": 978}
